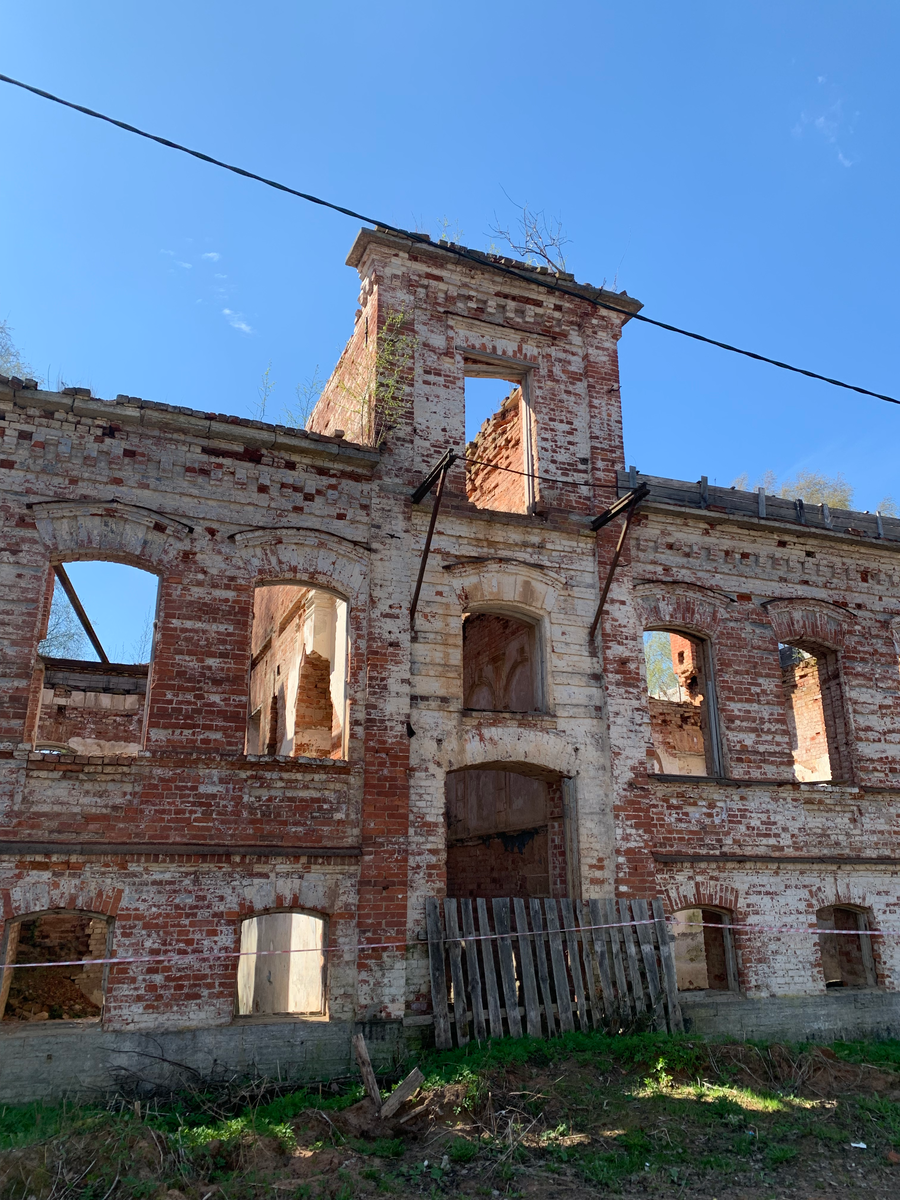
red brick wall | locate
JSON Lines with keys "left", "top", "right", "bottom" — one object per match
{"left": 465, "top": 387, "right": 528, "bottom": 513}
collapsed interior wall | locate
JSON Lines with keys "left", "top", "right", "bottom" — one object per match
{"left": 817, "top": 906, "right": 875, "bottom": 988}
{"left": 35, "top": 661, "right": 147, "bottom": 756}
{"left": 645, "top": 632, "right": 715, "bottom": 776}
{"left": 465, "top": 386, "right": 528, "bottom": 513}
{"left": 462, "top": 613, "right": 538, "bottom": 711}
{"left": 247, "top": 585, "right": 347, "bottom": 758}
{"left": 780, "top": 644, "right": 852, "bottom": 782}
{"left": 1, "top": 913, "right": 109, "bottom": 1021}
{"left": 445, "top": 769, "right": 566, "bottom": 898}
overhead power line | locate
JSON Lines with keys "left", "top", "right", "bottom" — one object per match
{"left": 1, "top": 71, "right": 896, "bottom": 408}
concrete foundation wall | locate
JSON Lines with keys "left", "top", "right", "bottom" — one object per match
{"left": 681, "top": 989, "right": 900, "bottom": 1044}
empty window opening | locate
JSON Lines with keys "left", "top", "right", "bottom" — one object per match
{"left": 0, "top": 912, "right": 111, "bottom": 1022}
{"left": 464, "top": 369, "right": 532, "bottom": 514}
{"left": 36, "top": 561, "right": 158, "bottom": 756}
{"left": 463, "top": 613, "right": 540, "bottom": 712}
{"left": 671, "top": 909, "right": 738, "bottom": 992}
{"left": 445, "top": 767, "right": 566, "bottom": 898}
{"left": 643, "top": 631, "right": 721, "bottom": 777}
{"left": 817, "top": 906, "right": 877, "bottom": 989}
{"left": 247, "top": 585, "right": 348, "bottom": 758}
{"left": 235, "top": 912, "right": 326, "bottom": 1016}
{"left": 779, "top": 642, "right": 852, "bottom": 782}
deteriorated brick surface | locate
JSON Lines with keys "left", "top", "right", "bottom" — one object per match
{"left": 2, "top": 226, "right": 900, "bottom": 1051}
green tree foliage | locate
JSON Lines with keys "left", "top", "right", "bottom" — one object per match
{"left": 731, "top": 469, "right": 896, "bottom": 517}
{"left": 39, "top": 589, "right": 88, "bottom": 659}
{"left": 0, "top": 319, "right": 36, "bottom": 380}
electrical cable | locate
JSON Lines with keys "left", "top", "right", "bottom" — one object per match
{"left": 1, "top": 71, "right": 896, "bottom": 407}
{"left": 464, "top": 455, "right": 594, "bottom": 487}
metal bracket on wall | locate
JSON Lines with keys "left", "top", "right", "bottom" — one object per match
{"left": 409, "top": 449, "right": 457, "bottom": 632}
{"left": 588, "top": 482, "right": 650, "bottom": 642}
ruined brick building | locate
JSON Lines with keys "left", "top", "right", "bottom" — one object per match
{"left": 2, "top": 227, "right": 900, "bottom": 1098}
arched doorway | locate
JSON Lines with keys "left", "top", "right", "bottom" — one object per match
{"left": 445, "top": 765, "right": 568, "bottom": 898}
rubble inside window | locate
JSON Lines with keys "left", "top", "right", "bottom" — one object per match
{"left": 780, "top": 642, "right": 852, "bottom": 782}
{"left": 462, "top": 612, "right": 540, "bottom": 712}
{"left": 643, "top": 630, "right": 721, "bottom": 777}
{"left": 0, "top": 912, "right": 111, "bottom": 1022}
{"left": 671, "top": 908, "right": 737, "bottom": 992}
{"left": 445, "top": 767, "right": 566, "bottom": 898}
{"left": 235, "top": 912, "right": 326, "bottom": 1016}
{"left": 247, "top": 585, "right": 348, "bottom": 758}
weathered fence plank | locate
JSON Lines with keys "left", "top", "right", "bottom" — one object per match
{"left": 652, "top": 897, "right": 684, "bottom": 1032}
{"left": 575, "top": 899, "right": 600, "bottom": 1028}
{"left": 600, "top": 897, "right": 630, "bottom": 1017}
{"left": 493, "top": 898, "right": 523, "bottom": 1038}
{"left": 529, "top": 898, "right": 557, "bottom": 1037}
{"left": 586, "top": 898, "right": 616, "bottom": 1025}
{"left": 632, "top": 898, "right": 665, "bottom": 1030}
{"left": 477, "top": 897, "right": 504, "bottom": 1039}
{"left": 425, "top": 897, "right": 452, "bottom": 1050}
{"left": 513, "top": 898, "right": 542, "bottom": 1037}
{"left": 618, "top": 899, "right": 647, "bottom": 1015}
{"left": 560, "top": 898, "right": 590, "bottom": 1031}
{"left": 544, "top": 899, "right": 575, "bottom": 1032}
{"left": 443, "top": 899, "right": 470, "bottom": 1046}
{"left": 460, "top": 898, "right": 487, "bottom": 1043}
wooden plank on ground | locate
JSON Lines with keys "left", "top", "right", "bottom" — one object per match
{"left": 380, "top": 1067, "right": 424, "bottom": 1119}
{"left": 477, "top": 897, "right": 504, "bottom": 1039}
{"left": 492, "top": 898, "right": 522, "bottom": 1037}
{"left": 587, "top": 898, "right": 616, "bottom": 1025}
{"left": 444, "top": 898, "right": 470, "bottom": 1047}
{"left": 425, "top": 897, "right": 452, "bottom": 1050}
{"left": 353, "top": 1033, "right": 382, "bottom": 1109}
{"left": 599, "top": 898, "right": 630, "bottom": 1020}
{"left": 560, "top": 898, "right": 589, "bottom": 1030}
{"left": 632, "top": 898, "right": 665, "bottom": 1030}
{"left": 529, "top": 898, "right": 557, "bottom": 1037}
{"left": 575, "top": 899, "right": 601, "bottom": 1028}
{"left": 618, "top": 899, "right": 647, "bottom": 1015}
{"left": 513, "top": 898, "right": 542, "bottom": 1038}
{"left": 652, "top": 897, "right": 684, "bottom": 1032}
{"left": 460, "top": 898, "right": 486, "bottom": 1043}
{"left": 543, "top": 899, "right": 575, "bottom": 1032}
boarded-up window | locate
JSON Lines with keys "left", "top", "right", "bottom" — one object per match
{"left": 671, "top": 909, "right": 737, "bottom": 992}
{"left": 235, "top": 912, "right": 326, "bottom": 1016}
{"left": 463, "top": 613, "right": 540, "bottom": 712}
{"left": 643, "top": 631, "right": 721, "bottom": 777}
{"left": 247, "top": 585, "right": 348, "bottom": 759}
{"left": 445, "top": 768, "right": 567, "bottom": 898}
{"left": 1, "top": 912, "right": 111, "bottom": 1022}
{"left": 817, "top": 906, "right": 876, "bottom": 989}
{"left": 780, "top": 643, "right": 852, "bottom": 783}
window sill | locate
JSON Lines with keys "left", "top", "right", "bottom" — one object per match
{"left": 232, "top": 1013, "right": 329, "bottom": 1025}
{"left": 0, "top": 1017, "right": 102, "bottom": 1034}
{"left": 650, "top": 774, "right": 856, "bottom": 789}
{"left": 461, "top": 711, "right": 556, "bottom": 728}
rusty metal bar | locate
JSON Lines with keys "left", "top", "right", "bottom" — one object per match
{"left": 589, "top": 481, "right": 649, "bottom": 531}
{"left": 589, "top": 499, "right": 640, "bottom": 642}
{"left": 52, "top": 564, "right": 109, "bottom": 663}
{"left": 409, "top": 451, "right": 455, "bottom": 631}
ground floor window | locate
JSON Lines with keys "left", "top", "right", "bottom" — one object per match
{"left": 817, "top": 906, "right": 877, "bottom": 989}
{"left": 0, "top": 911, "right": 111, "bottom": 1022}
{"left": 671, "top": 908, "right": 738, "bottom": 992}
{"left": 235, "top": 912, "right": 326, "bottom": 1016}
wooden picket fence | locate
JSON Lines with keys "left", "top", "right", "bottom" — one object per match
{"left": 425, "top": 896, "right": 683, "bottom": 1050}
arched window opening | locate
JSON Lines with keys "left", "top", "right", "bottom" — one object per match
{"left": 463, "top": 613, "right": 540, "bottom": 712}
{"left": 235, "top": 912, "right": 326, "bottom": 1016}
{"left": 643, "top": 630, "right": 722, "bottom": 777}
{"left": 445, "top": 767, "right": 567, "bottom": 898}
{"left": 671, "top": 909, "right": 738, "bottom": 992}
{"left": 36, "top": 561, "right": 158, "bottom": 756}
{"left": 247, "top": 585, "right": 348, "bottom": 759}
{"left": 0, "top": 912, "right": 111, "bottom": 1022}
{"left": 779, "top": 643, "right": 852, "bottom": 782}
{"left": 817, "top": 906, "right": 877, "bottom": 989}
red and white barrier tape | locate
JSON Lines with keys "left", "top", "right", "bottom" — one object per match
{"left": 1, "top": 914, "right": 896, "bottom": 972}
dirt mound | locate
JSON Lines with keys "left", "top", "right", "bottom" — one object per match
{"left": 707, "top": 1041, "right": 900, "bottom": 1098}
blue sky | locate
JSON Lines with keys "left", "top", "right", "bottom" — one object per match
{"left": 3, "top": 2, "right": 898, "bottom": 649}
